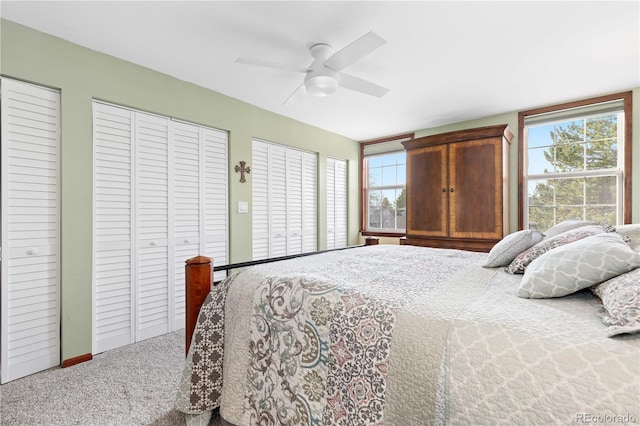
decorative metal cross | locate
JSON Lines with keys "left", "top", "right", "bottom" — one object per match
{"left": 234, "top": 161, "right": 251, "bottom": 183}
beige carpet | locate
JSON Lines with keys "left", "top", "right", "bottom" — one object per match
{"left": 0, "top": 330, "right": 220, "bottom": 426}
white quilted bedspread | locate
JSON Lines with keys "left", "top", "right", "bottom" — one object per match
{"left": 189, "top": 245, "right": 640, "bottom": 425}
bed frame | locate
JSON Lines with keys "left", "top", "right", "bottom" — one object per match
{"left": 184, "top": 246, "right": 365, "bottom": 355}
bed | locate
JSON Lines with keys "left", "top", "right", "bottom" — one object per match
{"left": 176, "top": 224, "right": 640, "bottom": 426}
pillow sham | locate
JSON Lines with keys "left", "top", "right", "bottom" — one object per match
{"left": 615, "top": 224, "right": 640, "bottom": 252}
{"left": 592, "top": 268, "right": 640, "bottom": 337}
{"left": 505, "top": 224, "right": 613, "bottom": 274}
{"left": 542, "top": 219, "right": 601, "bottom": 239}
{"left": 483, "top": 229, "right": 544, "bottom": 268}
{"left": 517, "top": 233, "right": 640, "bottom": 299}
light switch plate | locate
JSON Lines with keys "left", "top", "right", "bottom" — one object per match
{"left": 238, "top": 201, "right": 249, "bottom": 213}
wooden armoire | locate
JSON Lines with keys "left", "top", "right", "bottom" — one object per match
{"left": 400, "top": 124, "right": 513, "bottom": 252}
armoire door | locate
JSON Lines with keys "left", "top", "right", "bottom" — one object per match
{"left": 406, "top": 144, "right": 448, "bottom": 237}
{"left": 1, "top": 78, "right": 61, "bottom": 383}
{"left": 449, "top": 139, "right": 502, "bottom": 240}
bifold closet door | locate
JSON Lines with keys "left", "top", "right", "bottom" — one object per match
{"left": 93, "top": 103, "right": 135, "bottom": 353}
{"left": 171, "top": 122, "right": 228, "bottom": 329}
{"left": 1, "top": 78, "right": 61, "bottom": 383}
{"left": 327, "top": 158, "right": 347, "bottom": 249}
{"left": 135, "top": 113, "right": 170, "bottom": 341}
{"left": 252, "top": 139, "right": 317, "bottom": 260}
{"left": 94, "top": 102, "right": 229, "bottom": 351}
{"left": 94, "top": 104, "right": 172, "bottom": 349}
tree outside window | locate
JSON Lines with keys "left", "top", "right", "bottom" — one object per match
{"left": 366, "top": 152, "right": 406, "bottom": 232}
{"left": 526, "top": 111, "right": 622, "bottom": 232}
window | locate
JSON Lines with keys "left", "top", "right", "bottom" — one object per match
{"left": 360, "top": 133, "right": 413, "bottom": 235}
{"left": 519, "top": 92, "right": 632, "bottom": 231}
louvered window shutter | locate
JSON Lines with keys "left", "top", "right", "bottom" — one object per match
{"left": 1, "top": 79, "right": 61, "bottom": 383}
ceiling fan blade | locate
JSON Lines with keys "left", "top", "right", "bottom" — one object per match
{"left": 323, "top": 31, "right": 386, "bottom": 72}
{"left": 236, "top": 57, "right": 308, "bottom": 74}
{"left": 283, "top": 83, "right": 306, "bottom": 106}
{"left": 338, "top": 72, "right": 389, "bottom": 98}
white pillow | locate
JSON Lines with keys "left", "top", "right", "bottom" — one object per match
{"left": 483, "top": 229, "right": 543, "bottom": 268}
{"left": 517, "top": 233, "right": 640, "bottom": 299}
{"left": 542, "top": 219, "right": 601, "bottom": 239}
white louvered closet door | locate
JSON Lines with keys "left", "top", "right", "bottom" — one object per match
{"left": 171, "top": 121, "right": 201, "bottom": 330}
{"left": 252, "top": 140, "right": 270, "bottom": 260}
{"left": 171, "top": 122, "right": 229, "bottom": 329}
{"left": 135, "top": 113, "right": 170, "bottom": 341}
{"left": 94, "top": 102, "right": 230, "bottom": 349}
{"left": 327, "top": 158, "right": 348, "bottom": 249}
{"left": 93, "top": 102, "right": 134, "bottom": 354}
{"left": 326, "top": 159, "right": 337, "bottom": 250}
{"left": 252, "top": 139, "right": 317, "bottom": 260}
{"left": 301, "top": 151, "right": 318, "bottom": 253}
{"left": 202, "top": 128, "right": 228, "bottom": 282}
{"left": 269, "top": 144, "right": 288, "bottom": 258}
{"left": 286, "top": 149, "right": 304, "bottom": 255}
{"left": 1, "top": 78, "right": 61, "bottom": 383}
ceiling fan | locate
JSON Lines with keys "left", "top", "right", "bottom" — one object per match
{"left": 236, "top": 31, "right": 389, "bottom": 106}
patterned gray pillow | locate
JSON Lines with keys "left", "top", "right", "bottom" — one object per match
{"left": 592, "top": 268, "right": 640, "bottom": 337}
{"left": 483, "top": 229, "right": 544, "bottom": 268}
{"left": 542, "top": 219, "right": 601, "bottom": 239}
{"left": 505, "top": 224, "right": 613, "bottom": 274}
{"left": 517, "top": 233, "right": 640, "bottom": 299}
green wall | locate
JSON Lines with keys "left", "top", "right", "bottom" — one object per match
{"left": 1, "top": 19, "right": 360, "bottom": 361}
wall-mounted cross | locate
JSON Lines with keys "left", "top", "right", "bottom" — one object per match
{"left": 234, "top": 161, "right": 251, "bottom": 183}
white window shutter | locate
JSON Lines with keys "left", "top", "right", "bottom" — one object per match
{"left": 1, "top": 79, "right": 61, "bottom": 383}
{"left": 93, "top": 102, "right": 134, "bottom": 354}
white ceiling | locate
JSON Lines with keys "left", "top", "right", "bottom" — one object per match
{"left": 2, "top": 1, "right": 639, "bottom": 141}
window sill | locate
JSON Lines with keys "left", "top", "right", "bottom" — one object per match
{"left": 361, "top": 231, "right": 406, "bottom": 238}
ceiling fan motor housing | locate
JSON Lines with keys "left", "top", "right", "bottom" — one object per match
{"left": 305, "top": 43, "right": 338, "bottom": 96}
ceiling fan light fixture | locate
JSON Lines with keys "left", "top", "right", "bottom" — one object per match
{"left": 305, "top": 75, "right": 338, "bottom": 96}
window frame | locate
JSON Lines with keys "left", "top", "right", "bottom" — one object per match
{"left": 518, "top": 91, "right": 632, "bottom": 230}
{"left": 360, "top": 133, "right": 414, "bottom": 237}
